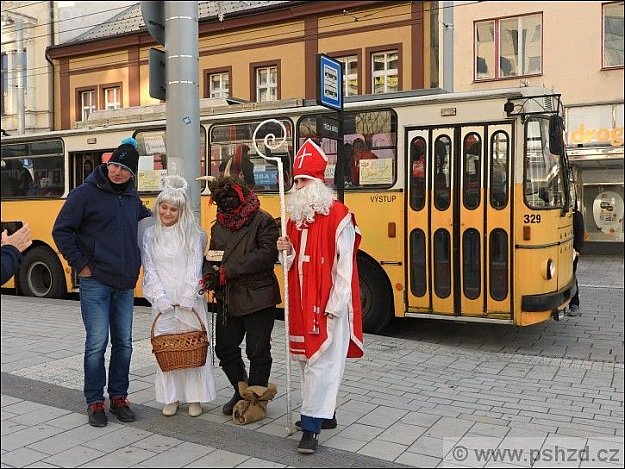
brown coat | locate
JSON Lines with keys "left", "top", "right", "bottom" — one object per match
{"left": 210, "top": 209, "right": 281, "bottom": 316}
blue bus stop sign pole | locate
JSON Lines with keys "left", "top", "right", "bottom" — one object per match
{"left": 317, "top": 54, "right": 345, "bottom": 202}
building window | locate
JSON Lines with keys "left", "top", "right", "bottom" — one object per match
{"left": 371, "top": 50, "right": 398, "bottom": 94}
{"left": 80, "top": 89, "right": 96, "bottom": 121}
{"left": 103, "top": 86, "right": 120, "bottom": 110}
{"left": 475, "top": 22, "right": 494, "bottom": 79}
{"left": 475, "top": 14, "right": 542, "bottom": 80}
{"left": 255, "top": 65, "right": 278, "bottom": 102}
{"left": 336, "top": 55, "right": 359, "bottom": 97}
{"left": 603, "top": 2, "right": 624, "bottom": 68}
{"left": 209, "top": 72, "right": 230, "bottom": 98}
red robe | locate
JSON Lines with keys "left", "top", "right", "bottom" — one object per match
{"left": 286, "top": 201, "right": 364, "bottom": 363}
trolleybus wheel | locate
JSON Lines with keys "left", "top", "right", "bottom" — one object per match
{"left": 18, "top": 246, "right": 67, "bottom": 298}
{"left": 357, "top": 254, "right": 393, "bottom": 334}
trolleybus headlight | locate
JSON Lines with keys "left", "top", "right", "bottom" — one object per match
{"left": 541, "top": 258, "right": 555, "bottom": 280}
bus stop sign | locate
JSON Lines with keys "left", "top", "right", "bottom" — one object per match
{"left": 317, "top": 54, "right": 343, "bottom": 111}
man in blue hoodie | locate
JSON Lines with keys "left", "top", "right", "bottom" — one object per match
{"left": 53, "top": 138, "right": 151, "bottom": 427}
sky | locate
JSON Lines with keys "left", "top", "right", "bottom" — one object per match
{"left": 56, "top": 1, "right": 137, "bottom": 43}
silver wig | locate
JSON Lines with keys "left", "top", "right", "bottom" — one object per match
{"left": 152, "top": 175, "right": 201, "bottom": 255}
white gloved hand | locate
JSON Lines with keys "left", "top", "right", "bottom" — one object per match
{"left": 177, "top": 305, "right": 193, "bottom": 315}
{"left": 156, "top": 297, "right": 174, "bottom": 317}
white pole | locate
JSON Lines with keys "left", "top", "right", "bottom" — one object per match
{"left": 251, "top": 119, "right": 293, "bottom": 435}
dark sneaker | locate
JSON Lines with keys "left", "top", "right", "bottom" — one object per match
{"left": 110, "top": 396, "right": 136, "bottom": 422}
{"left": 222, "top": 392, "right": 242, "bottom": 416}
{"left": 295, "top": 416, "right": 337, "bottom": 430}
{"left": 297, "top": 430, "right": 319, "bottom": 454}
{"left": 87, "top": 401, "right": 108, "bottom": 427}
{"left": 567, "top": 304, "right": 581, "bottom": 317}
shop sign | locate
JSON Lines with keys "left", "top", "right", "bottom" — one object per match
{"left": 566, "top": 104, "right": 624, "bottom": 148}
{"left": 570, "top": 124, "right": 623, "bottom": 147}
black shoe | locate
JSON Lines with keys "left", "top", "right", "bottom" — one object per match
{"left": 297, "top": 430, "right": 319, "bottom": 454}
{"left": 567, "top": 304, "right": 581, "bottom": 317}
{"left": 87, "top": 402, "right": 108, "bottom": 427}
{"left": 295, "top": 415, "right": 337, "bottom": 430}
{"left": 109, "top": 396, "right": 136, "bottom": 422}
{"left": 222, "top": 392, "right": 242, "bottom": 415}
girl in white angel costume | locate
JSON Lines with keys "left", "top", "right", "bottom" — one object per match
{"left": 142, "top": 175, "right": 216, "bottom": 416}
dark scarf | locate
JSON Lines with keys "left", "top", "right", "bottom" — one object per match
{"left": 216, "top": 190, "right": 260, "bottom": 231}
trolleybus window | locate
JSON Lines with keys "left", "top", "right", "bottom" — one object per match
{"left": 134, "top": 128, "right": 207, "bottom": 193}
{"left": 463, "top": 228, "right": 481, "bottom": 299}
{"left": 434, "top": 135, "right": 451, "bottom": 210}
{"left": 298, "top": 110, "right": 397, "bottom": 189}
{"left": 1, "top": 139, "right": 65, "bottom": 198}
{"left": 410, "top": 229, "right": 427, "bottom": 297}
{"left": 209, "top": 119, "right": 293, "bottom": 191}
{"left": 433, "top": 228, "right": 451, "bottom": 298}
{"left": 489, "top": 228, "right": 508, "bottom": 301}
{"left": 490, "top": 131, "right": 509, "bottom": 209}
{"left": 410, "top": 136, "right": 427, "bottom": 210}
{"left": 463, "top": 133, "right": 482, "bottom": 210}
{"left": 524, "top": 117, "right": 566, "bottom": 209}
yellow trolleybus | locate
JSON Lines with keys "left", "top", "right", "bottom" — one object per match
{"left": 1, "top": 86, "right": 576, "bottom": 333}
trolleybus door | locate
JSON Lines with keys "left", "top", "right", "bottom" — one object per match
{"left": 405, "top": 129, "right": 431, "bottom": 313}
{"left": 458, "top": 127, "right": 486, "bottom": 317}
{"left": 71, "top": 152, "right": 99, "bottom": 187}
{"left": 406, "top": 124, "right": 512, "bottom": 319}
{"left": 484, "top": 125, "right": 512, "bottom": 319}
{"left": 429, "top": 128, "right": 455, "bottom": 315}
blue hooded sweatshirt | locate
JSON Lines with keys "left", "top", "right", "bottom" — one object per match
{"left": 1, "top": 245, "right": 22, "bottom": 286}
{"left": 52, "top": 164, "right": 151, "bottom": 290}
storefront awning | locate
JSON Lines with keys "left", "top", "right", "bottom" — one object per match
{"left": 567, "top": 147, "right": 623, "bottom": 168}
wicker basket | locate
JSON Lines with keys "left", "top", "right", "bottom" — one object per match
{"left": 151, "top": 307, "right": 209, "bottom": 372}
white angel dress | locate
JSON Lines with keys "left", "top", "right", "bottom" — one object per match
{"left": 142, "top": 224, "right": 216, "bottom": 405}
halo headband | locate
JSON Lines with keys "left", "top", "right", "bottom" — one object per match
{"left": 162, "top": 175, "right": 188, "bottom": 192}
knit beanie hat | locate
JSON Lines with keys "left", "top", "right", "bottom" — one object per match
{"left": 108, "top": 137, "right": 139, "bottom": 176}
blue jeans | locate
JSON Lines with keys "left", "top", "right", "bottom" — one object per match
{"left": 79, "top": 277, "right": 134, "bottom": 404}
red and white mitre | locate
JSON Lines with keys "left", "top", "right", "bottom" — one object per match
{"left": 293, "top": 138, "right": 328, "bottom": 181}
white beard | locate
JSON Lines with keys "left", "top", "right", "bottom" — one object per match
{"left": 286, "top": 179, "right": 335, "bottom": 229}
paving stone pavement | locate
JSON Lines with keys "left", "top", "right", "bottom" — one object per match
{"left": 1, "top": 255, "right": 623, "bottom": 468}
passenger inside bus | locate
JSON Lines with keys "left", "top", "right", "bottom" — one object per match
{"left": 220, "top": 144, "right": 255, "bottom": 187}
{"left": 350, "top": 138, "right": 377, "bottom": 186}
{"left": 435, "top": 166, "right": 447, "bottom": 192}
{"left": 263, "top": 146, "right": 293, "bottom": 189}
{"left": 36, "top": 177, "right": 54, "bottom": 197}
{"left": 19, "top": 167, "right": 36, "bottom": 197}
{"left": 153, "top": 153, "right": 166, "bottom": 170}
{"left": 83, "top": 160, "right": 94, "bottom": 180}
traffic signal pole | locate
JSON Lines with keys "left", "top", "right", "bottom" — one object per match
{"left": 165, "top": 2, "right": 200, "bottom": 219}
{"left": 142, "top": 1, "right": 201, "bottom": 219}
